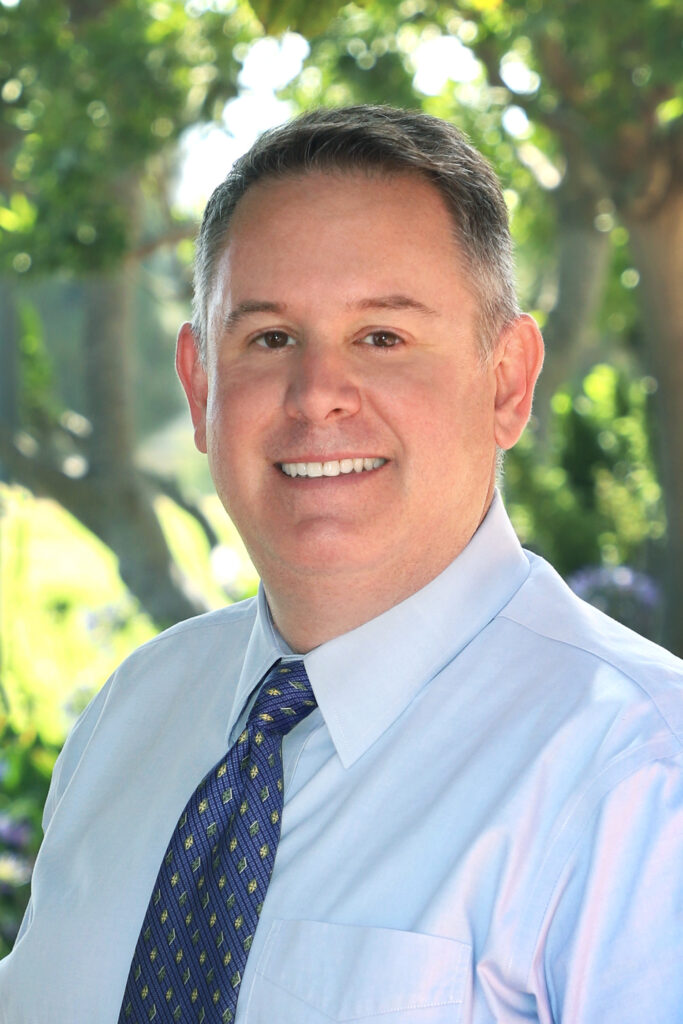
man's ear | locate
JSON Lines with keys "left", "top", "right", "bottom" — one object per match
{"left": 493, "top": 314, "right": 545, "bottom": 450}
{"left": 176, "top": 322, "right": 209, "bottom": 454}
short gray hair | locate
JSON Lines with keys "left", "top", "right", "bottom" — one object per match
{"left": 192, "top": 105, "right": 520, "bottom": 361}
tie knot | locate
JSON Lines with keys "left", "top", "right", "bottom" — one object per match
{"left": 247, "top": 660, "right": 317, "bottom": 738}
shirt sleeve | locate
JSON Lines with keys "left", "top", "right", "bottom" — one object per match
{"left": 42, "top": 672, "right": 116, "bottom": 828}
{"left": 11, "top": 676, "right": 114, "bottom": 949}
{"left": 533, "top": 751, "right": 683, "bottom": 1023}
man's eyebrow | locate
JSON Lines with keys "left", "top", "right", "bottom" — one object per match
{"left": 349, "top": 295, "right": 438, "bottom": 316}
{"left": 222, "top": 300, "right": 286, "bottom": 332}
{"left": 221, "top": 294, "right": 438, "bottom": 332}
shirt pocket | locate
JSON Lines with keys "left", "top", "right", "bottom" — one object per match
{"left": 246, "top": 919, "right": 471, "bottom": 1022}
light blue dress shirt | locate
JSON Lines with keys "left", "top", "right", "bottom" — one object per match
{"left": 1, "top": 493, "right": 682, "bottom": 1022}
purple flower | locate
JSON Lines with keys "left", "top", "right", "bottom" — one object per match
{"left": 568, "top": 566, "right": 661, "bottom": 610}
{"left": 567, "top": 565, "right": 662, "bottom": 638}
{"left": 0, "top": 812, "right": 32, "bottom": 850}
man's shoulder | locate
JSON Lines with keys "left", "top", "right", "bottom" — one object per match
{"left": 99, "top": 595, "right": 259, "bottom": 706}
{"left": 498, "top": 550, "right": 683, "bottom": 734}
{"left": 43, "top": 597, "right": 259, "bottom": 825}
{"left": 86, "top": 596, "right": 258, "bottom": 697}
{"left": 121, "top": 595, "right": 256, "bottom": 663}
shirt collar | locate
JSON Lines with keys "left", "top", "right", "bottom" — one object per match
{"left": 226, "top": 585, "right": 291, "bottom": 743}
{"left": 229, "top": 491, "right": 529, "bottom": 768}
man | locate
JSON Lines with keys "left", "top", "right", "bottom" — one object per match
{"left": 1, "top": 105, "right": 682, "bottom": 1023}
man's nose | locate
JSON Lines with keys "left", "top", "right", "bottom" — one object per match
{"left": 283, "top": 345, "right": 361, "bottom": 423}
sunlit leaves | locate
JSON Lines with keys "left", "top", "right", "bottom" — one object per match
{"left": 657, "top": 95, "right": 683, "bottom": 125}
{"left": 246, "top": 0, "right": 342, "bottom": 37}
{"left": 0, "top": 0, "right": 257, "bottom": 274}
{"left": 0, "top": 194, "right": 36, "bottom": 233}
{"left": 505, "top": 362, "right": 664, "bottom": 576}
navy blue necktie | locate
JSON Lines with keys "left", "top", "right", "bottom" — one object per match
{"left": 118, "top": 660, "right": 316, "bottom": 1023}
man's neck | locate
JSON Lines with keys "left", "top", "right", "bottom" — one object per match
{"left": 262, "top": 535, "right": 475, "bottom": 654}
{"left": 265, "top": 576, "right": 415, "bottom": 654}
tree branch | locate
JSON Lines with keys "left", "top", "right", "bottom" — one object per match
{"left": 0, "top": 428, "right": 88, "bottom": 508}
{"left": 471, "top": 34, "right": 599, "bottom": 175}
{"left": 128, "top": 222, "right": 198, "bottom": 264}
{"left": 141, "top": 469, "right": 220, "bottom": 549}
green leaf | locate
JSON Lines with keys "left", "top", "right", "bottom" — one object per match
{"left": 247, "top": 0, "right": 341, "bottom": 36}
{"left": 0, "top": 195, "right": 37, "bottom": 233}
{"left": 656, "top": 95, "right": 683, "bottom": 125}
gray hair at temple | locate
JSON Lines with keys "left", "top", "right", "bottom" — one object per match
{"left": 191, "top": 105, "right": 521, "bottom": 363}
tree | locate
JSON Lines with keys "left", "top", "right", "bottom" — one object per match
{"left": 0, "top": 0, "right": 259, "bottom": 625}
{"left": 460, "top": 0, "right": 682, "bottom": 650}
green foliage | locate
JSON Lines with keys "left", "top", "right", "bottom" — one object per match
{"left": 17, "top": 300, "right": 60, "bottom": 429}
{"left": 247, "top": 0, "right": 341, "bottom": 37}
{"left": 282, "top": 4, "right": 421, "bottom": 109}
{"left": 256, "top": 0, "right": 683, "bottom": 141}
{"left": 0, "top": 485, "right": 158, "bottom": 743}
{"left": 504, "top": 363, "right": 664, "bottom": 580}
{"left": 0, "top": 0, "right": 259, "bottom": 275}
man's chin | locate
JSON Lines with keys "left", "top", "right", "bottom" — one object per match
{"left": 256, "top": 528, "right": 390, "bottom": 581}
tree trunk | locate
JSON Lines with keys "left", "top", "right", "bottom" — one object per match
{"left": 0, "top": 267, "right": 212, "bottom": 629}
{"left": 83, "top": 269, "right": 137, "bottom": 478}
{"left": 624, "top": 188, "right": 683, "bottom": 656}
{"left": 76, "top": 268, "right": 211, "bottom": 627}
{"left": 534, "top": 176, "right": 611, "bottom": 435}
{"left": 74, "top": 470, "right": 211, "bottom": 629}
{"left": 0, "top": 279, "right": 20, "bottom": 441}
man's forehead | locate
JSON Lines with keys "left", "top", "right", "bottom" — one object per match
{"left": 227, "top": 166, "right": 452, "bottom": 231}
{"left": 213, "top": 168, "right": 463, "bottom": 276}
{"left": 204, "top": 167, "right": 471, "bottom": 338}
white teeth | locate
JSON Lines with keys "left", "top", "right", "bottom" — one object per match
{"left": 280, "top": 458, "right": 387, "bottom": 478}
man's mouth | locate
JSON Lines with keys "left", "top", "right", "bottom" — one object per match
{"left": 279, "top": 457, "right": 387, "bottom": 478}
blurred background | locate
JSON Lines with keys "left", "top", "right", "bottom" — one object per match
{"left": 1, "top": 0, "right": 681, "bottom": 953}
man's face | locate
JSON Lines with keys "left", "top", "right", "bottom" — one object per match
{"left": 181, "top": 171, "right": 508, "bottom": 596}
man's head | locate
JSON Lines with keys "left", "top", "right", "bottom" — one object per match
{"left": 177, "top": 106, "right": 543, "bottom": 651}
{"left": 191, "top": 105, "right": 520, "bottom": 364}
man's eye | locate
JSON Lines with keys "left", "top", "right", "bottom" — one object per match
{"left": 253, "top": 330, "right": 295, "bottom": 349}
{"left": 359, "top": 330, "right": 402, "bottom": 348}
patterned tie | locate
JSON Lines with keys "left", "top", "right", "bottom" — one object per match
{"left": 118, "top": 660, "right": 317, "bottom": 1024}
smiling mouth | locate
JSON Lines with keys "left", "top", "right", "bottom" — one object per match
{"left": 279, "top": 458, "right": 387, "bottom": 478}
